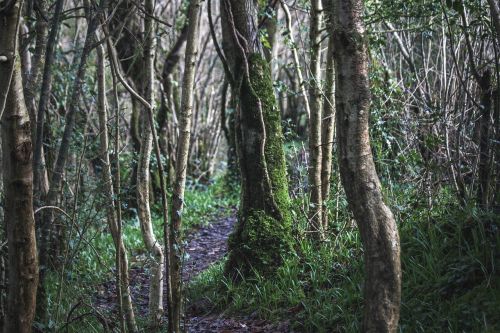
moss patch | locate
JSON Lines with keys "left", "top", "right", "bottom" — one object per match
{"left": 225, "top": 209, "right": 294, "bottom": 279}
{"left": 224, "top": 53, "right": 294, "bottom": 279}
{"left": 247, "top": 53, "right": 291, "bottom": 219}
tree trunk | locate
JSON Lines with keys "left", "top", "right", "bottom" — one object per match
{"left": 220, "top": 80, "right": 239, "bottom": 187}
{"left": 37, "top": 2, "right": 104, "bottom": 323}
{"left": 33, "top": 0, "right": 64, "bottom": 203}
{"left": 262, "top": 1, "right": 278, "bottom": 65}
{"left": 331, "top": 0, "right": 401, "bottom": 331}
{"left": 169, "top": 1, "right": 201, "bottom": 331}
{"left": 321, "top": 34, "right": 336, "bottom": 231}
{"left": 136, "top": 0, "right": 164, "bottom": 326}
{"left": 220, "top": 0, "right": 293, "bottom": 279}
{"left": 0, "top": 1, "right": 39, "bottom": 332}
{"left": 280, "top": 0, "right": 311, "bottom": 121}
{"left": 477, "top": 70, "right": 493, "bottom": 208}
{"left": 96, "top": 43, "right": 138, "bottom": 333}
{"left": 308, "top": 0, "right": 324, "bottom": 238}
{"left": 23, "top": 0, "right": 47, "bottom": 140}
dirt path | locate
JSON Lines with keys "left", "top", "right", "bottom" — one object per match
{"left": 183, "top": 216, "right": 236, "bottom": 281}
{"left": 183, "top": 216, "right": 291, "bottom": 332}
{"left": 94, "top": 213, "right": 291, "bottom": 332}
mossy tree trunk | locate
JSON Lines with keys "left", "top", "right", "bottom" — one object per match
{"left": 220, "top": 0, "right": 293, "bottom": 279}
{"left": 220, "top": 79, "right": 239, "bottom": 187}
{"left": 331, "top": 0, "right": 401, "bottom": 331}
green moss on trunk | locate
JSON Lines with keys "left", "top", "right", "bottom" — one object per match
{"left": 224, "top": 54, "right": 293, "bottom": 279}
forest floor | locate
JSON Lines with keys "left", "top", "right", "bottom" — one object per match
{"left": 94, "top": 213, "right": 291, "bottom": 332}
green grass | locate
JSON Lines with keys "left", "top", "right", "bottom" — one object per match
{"left": 40, "top": 177, "right": 238, "bottom": 332}
{"left": 188, "top": 185, "right": 500, "bottom": 332}
{"left": 35, "top": 174, "right": 500, "bottom": 332}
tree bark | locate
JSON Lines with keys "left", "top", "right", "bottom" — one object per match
{"left": 23, "top": 0, "right": 47, "bottom": 137}
{"left": 96, "top": 43, "right": 138, "bottom": 333}
{"left": 220, "top": 79, "right": 239, "bottom": 186}
{"left": 169, "top": 1, "right": 201, "bottom": 331}
{"left": 220, "top": 0, "right": 293, "bottom": 279}
{"left": 331, "top": 0, "right": 401, "bottom": 331}
{"left": 280, "top": 0, "right": 311, "bottom": 120}
{"left": 262, "top": 1, "right": 278, "bottom": 64}
{"left": 37, "top": 2, "right": 104, "bottom": 324}
{"left": 308, "top": 0, "right": 324, "bottom": 238}
{"left": 0, "top": 1, "right": 39, "bottom": 332}
{"left": 33, "top": 0, "right": 64, "bottom": 203}
{"left": 136, "top": 0, "right": 164, "bottom": 326}
{"left": 458, "top": 3, "right": 494, "bottom": 208}
{"left": 321, "top": 33, "right": 336, "bottom": 231}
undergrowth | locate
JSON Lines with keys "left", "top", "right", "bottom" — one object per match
{"left": 40, "top": 177, "right": 237, "bottom": 332}
{"left": 188, "top": 185, "right": 500, "bottom": 332}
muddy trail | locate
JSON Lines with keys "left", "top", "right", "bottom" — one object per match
{"left": 94, "top": 214, "right": 291, "bottom": 332}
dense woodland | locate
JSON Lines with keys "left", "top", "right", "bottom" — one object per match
{"left": 0, "top": 0, "right": 499, "bottom": 332}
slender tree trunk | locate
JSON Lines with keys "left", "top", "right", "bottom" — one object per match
{"left": 477, "top": 71, "right": 493, "bottom": 208}
{"left": 169, "top": 1, "right": 201, "bottom": 331}
{"left": 23, "top": 0, "right": 47, "bottom": 136}
{"left": 281, "top": 0, "right": 311, "bottom": 120}
{"left": 262, "top": 1, "right": 278, "bottom": 64}
{"left": 37, "top": 1, "right": 104, "bottom": 324}
{"left": 33, "top": 0, "right": 64, "bottom": 201}
{"left": 488, "top": 0, "right": 500, "bottom": 47}
{"left": 103, "top": 14, "right": 174, "bottom": 328}
{"left": 308, "top": 0, "right": 324, "bottom": 238}
{"left": 0, "top": 2, "right": 39, "bottom": 332}
{"left": 220, "top": 0, "right": 293, "bottom": 279}
{"left": 331, "top": 0, "right": 401, "bottom": 331}
{"left": 321, "top": 34, "right": 336, "bottom": 231}
{"left": 458, "top": 3, "right": 494, "bottom": 208}
{"left": 33, "top": 1, "right": 64, "bottom": 320}
{"left": 96, "top": 43, "right": 138, "bottom": 333}
{"left": 136, "top": 0, "right": 164, "bottom": 326}
{"left": 127, "top": 98, "right": 140, "bottom": 211}
{"left": 220, "top": 80, "right": 239, "bottom": 186}
{"left": 159, "top": 21, "right": 189, "bottom": 182}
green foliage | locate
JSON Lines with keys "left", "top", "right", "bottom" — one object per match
{"left": 40, "top": 177, "right": 237, "bottom": 332}
{"left": 247, "top": 53, "right": 291, "bottom": 215}
{"left": 225, "top": 209, "right": 294, "bottom": 278}
{"left": 394, "top": 187, "right": 500, "bottom": 332}
{"left": 222, "top": 54, "right": 294, "bottom": 279}
{"left": 180, "top": 178, "right": 239, "bottom": 229}
{"left": 190, "top": 218, "right": 363, "bottom": 332}
{"left": 189, "top": 185, "right": 500, "bottom": 332}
